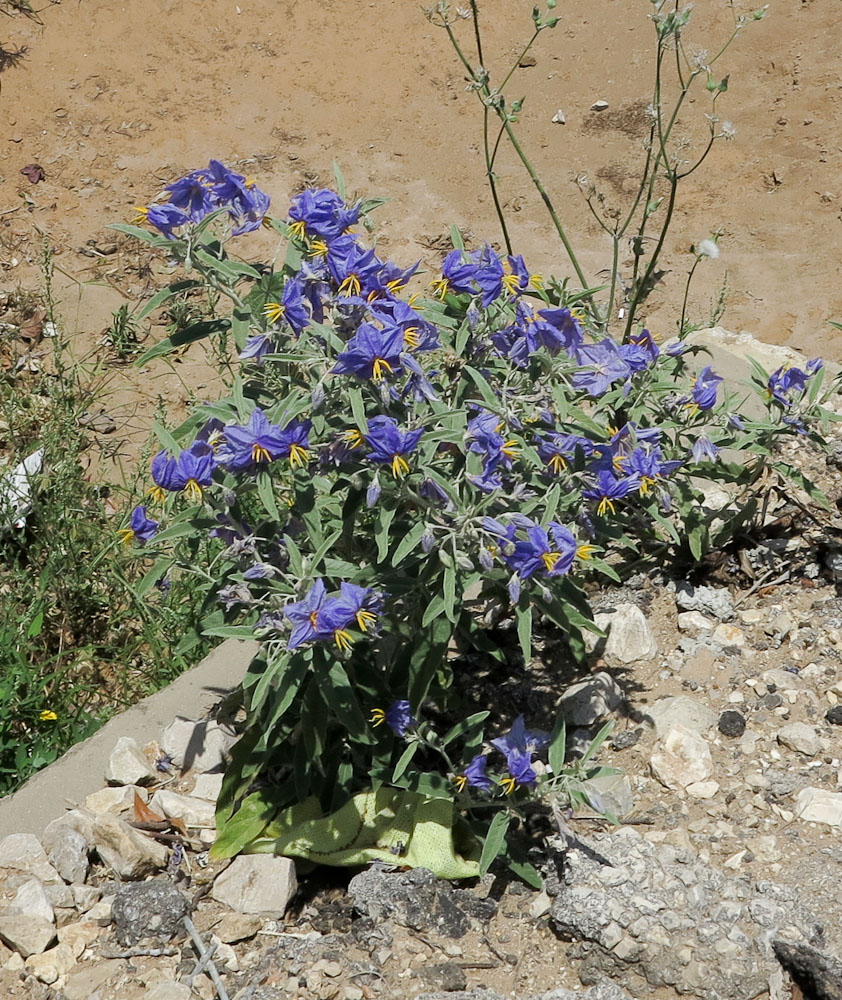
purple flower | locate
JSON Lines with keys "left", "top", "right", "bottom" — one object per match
{"left": 288, "top": 188, "right": 360, "bottom": 242}
{"left": 331, "top": 323, "right": 405, "bottom": 381}
{"left": 690, "top": 366, "right": 723, "bottom": 411}
{"left": 328, "top": 240, "right": 384, "bottom": 299}
{"left": 571, "top": 339, "right": 632, "bottom": 397}
{"left": 627, "top": 328, "right": 660, "bottom": 363}
{"left": 690, "top": 435, "right": 719, "bottom": 463}
{"left": 144, "top": 203, "right": 189, "bottom": 240}
{"left": 537, "top": 307, "right": 584, "bottom": 356}
{"left": 768, "top": 360, "right": 823, "bottom": 407}
{"left": 150, "top": 446, "right": 214, "bottom": 502}
{"left": 431, "top": 249, "right": 478, "bottom": 299}
{"left": 536, "top": 432, "right": 593, "bottom": 474}
{"left": 625, "top": 446, "right": 682, "bottom": 494}
{"left": 507, "top": 522, "right": 577, "bottom": 580}
{"left": 120, "top": 505, "right": 159, "bottom": 546}
{"left": 364, "top": 415, "right": 424, "bottom": 479}
{"left": 472, "top": 244, "right": 505, "bottom": 306}
{"left": 337, "top": 582, "right": 383, "bottom": 634}
{"left": 582, "top": 469, "right": 641, "bottom": 516}
{"left": 284, "top": 579, "right": 332, "bottom": 650}
{"left": 492, "top": 716, "right": 550, "bottom": 793}
{"left": 218, "top": 410, "right": 309, "bottom": 472}
{"left": 264, "top": 276, "right": 310, "bottom": 335}
{"left": 239, "top": 333, "right": 275, "bottom": 364}
{"left": 165, "top": 170, "right": 216, "bottom": 222}
{"left": 371, "top": 699, "right": 414, "bottom": 736}
{"left": 454, "top": 754, "right": 493, "bottom": 793}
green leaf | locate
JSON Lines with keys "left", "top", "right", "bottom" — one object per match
{"left": 443, "top": 565, "right": 458, "bottom": 624}
{"left": 202, "top": 624, "right": 259, "bottom": 638}
{"left": 392, "top": 742, "right": 419, "bottom": 782}
{"left": 110, "top": 222, "right": 173, "bottom": 248}
{"left": 256, "top": 469, "right": 280, "bottom": 520}
{"left": 137, "top": 318, "right": 230, "bottom": 364}
{"left": 516, "top": 603, "right": 533, "bottom": 663}
{"left": 136, "top": 279, "right": 202, "bottom": 322}
{"left": 152, "top": 421, "right": 181, "bottom": 454}
{"left": 479, "top": 812, "right": 510, "bottom": 876}
{"left": 374, "top": 503, "right": 397, "bottom": 563}
{"left": 548, "top": 712, "right": 567, "bottom": 775}
{"left": 332, "top": 160, "right": 347, "bottom": 200}
{"left": 211, "top": 789, "right": 281, "bottom": 861}
{"left": 442, "top": 711, "right": 489, "bottom": 748}
{"left": 135, "top": 557, "right": 175, "bottom": 597}
{"left": 421, "top": 595, "right": 446, "bottom": 628}
{"left": 392, "top": 521, "right": 427, "bottom": 567}
{"left": 464, "top": 366, "right": 502, "bottom": 411}
{"left": 505, "top": 855, "right": 543, "bottom": 888}
{"left": 449, "top": 225, "right": 465, "bottom": 250}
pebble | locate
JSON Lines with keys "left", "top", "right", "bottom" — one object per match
{"left": 678, "top": 611, "right": 715, "bottom": 632}
{"left": 150, "top": 790, "right": 216, "bottom": 828}
{"left": 650, "top": 725, "right": 713, "bottom": 790}
{"left": 591, "top": 99, "right": 609, "bottom": 111}
{"left": 24, "top": 941, "right": 76, "bottom": 984}
{"left": 719, "top": 710, "right": 747, "bottom": 738}
{"left": 712, "top": 623, "right": 747, "bottom": 648}
{"left": 603, "top": 603, "right": 659, "bottom": 665}
{"left": 777, "top": 722, "right": 821, "bottom": 757}
{"left": 190, "top": 773, "right": 224, "bottom": 800}
{"left": 557, "top": 671, "right": 623, "bottom": 726}
{"left": 48, "top": 827, "right": 89, "bottom": 885}
{"left": 674, "top": 582, "right": 734, "bottom": 621}
{"left": 551, "top": 108, "right": 566, "bottom": 125}
{"left": 826, "top": 705, "right": 842, "bottom": 725}
{"left": 90, "top": 813, "right": 168, "bottom": 879}
{"left": 161, "top": 717, "right": 237, "bottom": 772}
{"left": 647, "top": 695, "right": 717, "bottom": 737}
{"left": 738, "top": 609, "right": 766, "bottom": 625}
{"left": 85, "top": 785, "right": 142, "bottom": 814}
{"left": 104, "top": 736, "right": 156, "bottom": 786}
{"left": 686, "top": 780, "right": 720, "bottom": 799}
{"left": 794, "top": 786, "right": 842, "bottom": 826}
{"left": 0, "top": 912, "right": 57, "bottom": 958}
{"left": 611, "top": 728, "right": 641, "bottom": 751}
{"left": 211, "top": 855, "right": 297, "bottom": 916}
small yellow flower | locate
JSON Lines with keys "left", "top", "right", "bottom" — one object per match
{"left": 39, "top": 710, "right": 58, "bottom": 722}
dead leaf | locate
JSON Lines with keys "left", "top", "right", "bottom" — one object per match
{"left": 134, "top": 790, "right": 165, "bottom": 824}
{"left": 18, "top": 308, "right": 45, "bottom": 346}
{"left": 20, "top": 163, "right": 45, "bottom": 184}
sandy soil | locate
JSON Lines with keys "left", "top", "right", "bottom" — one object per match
{"left": 0, "top": 0, "right": 840, "bottom": 370}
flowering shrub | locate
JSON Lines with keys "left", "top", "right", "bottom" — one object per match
{"left": 119, "top": 164, "right": 836, "bottom": 881}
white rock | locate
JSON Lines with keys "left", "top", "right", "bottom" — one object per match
{"left": 145, "top": 983, "right": 193, "bottom": 1000}
{"left": 685, "top": 780, "right": 720, "bottom": 799}
{"left": 42, "top": 811, "right": 96, "bottom": 853}
{"left": 214, "top": 912, "right": 263, "bottom": 943}
{"left": 678, "top": 611, "right": 714, "bottom": 632}
{"left": 650, "top": 725, "right": 713, "bottom": 790}
{"left": 746, "top": 835, "right": 780, "bottom": 863}
{"left": 91, "top": 814, "right": 168, "bottom": 879}
{"left": 57, "top": 919, "right": 101, "bottom": 958}
{"left": 723, "top": 850, "right": 747, "bottom": 870}
{"left": 646, "top": 695, "right": 717, "bottom": 737}
{"left": 211, "top": 855, "right": 297, "bottom": 916}
{"left": 763, "top": 667, "right": 805, "bottom": 690}
{"left": 582, "top": 611, "right": 614, "bottom": 654}
{"left": 578, "top": 773, "right": 634, "bottom": 817}
{"left": 190, "top": 773, "right": 223, "bottom": 801}
{"left": 794, "top": 787, "right": 842, "bottom": 826}
{"left": 557, "top": 671, "right": 623, "bottom": 726}
{"left": 738, "top": 608, "right": 765, "bottom": 625}
{"left": 712, "top": 623, "right": 746, "bottom": 648}
{"left": 591, "top": 99, "right": 609, "bottom": 111}
{"left": 12, "top": 879, "right": 54, "bottom": 924}
{"left": 150, "top": 790, "right": 216, "bottom": 829}
{"left": 603, "top": 604, "right": 658, "bottom": 665}
{"left": 0, "top": 834, "right": 60, "bottom": 883}
{"left": 161, "top": 717, "right": 237, "bottom": 772}
{"left": 85, "top": 785, "right": 144, "bottom": 814}
{"left": 551, "top": 108, "right": 566, "bottom": 125}
{"left": 528, "top": 890, "right": 553, "bottom": 919}
{"left": 70, "top": 885, "right": 101, "bottom": 913}
{"left": 48, "top": 826, "right": 89, "bottom": 885}
{"left": 0, "top": 912, "right": 56, "bottom": 957}
{"left": 210, "top": 934, "right": 239, "bottom": 971}
{"left": 104, "top": 737, "right": 156, "bottom": 786}
{"left": 24, "top": 941, "right": 76, "bottom": 984}
{"left": 777, "top": 722, "right": 821, "bottom": 756}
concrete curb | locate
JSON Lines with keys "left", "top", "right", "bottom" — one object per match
{"left": 0, "top": 638, "right": 258, "bottom": 839}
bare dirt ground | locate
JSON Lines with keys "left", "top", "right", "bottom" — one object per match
{"left": 1, "top": 0, "right": 841, "bottom": 367}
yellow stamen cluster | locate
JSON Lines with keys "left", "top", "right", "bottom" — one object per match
{"left": 403, "top": 327, "right": 421, "bottom": 349}
{"left": 541, "top": 551, "right": 562, "bottom": 573}
{"left": 133, "top": 205, "right": 150, "bottom": 224}
{"left": 529, "top": 273, "right": 544, "bottom": 289}
{"left": 453, "top": 774, "right": 468, "bottom": 793}
{"left": 288, "top": 444, "right": 308, "bottom": 469}
{"left": 391, "top": 454, "right": 410, "bottom": 478}
{"left": 356, "top": 609, "right": 377, "bottom": 632}
{"left": 639, "top": 475, "right": 656, "bottom": 496}
{"left": 338, "top": 274, "right": 362, "bottom": 297}
{"left": 39, "top": 710, "right": 58, "bottom": 722}
{"left": 251, "top": 443, "right": 272, "bottom": 464}
{"left": 501, "top": 273, "right": 522, "bottom": 296}
{"left": 307, "top": 239, "right": 329, "bottom": 257}
{"left": 548, "top": 454, "right": 567, "bottom": 475}
{"left": 334, "top": 629, "right": 354, "bottom": 653}
{"left": 430, "top": 277, "right": 451, "bottom": 300}
{"left": 371, "top": 358, "right": 394, "bottom": 381}
{"left": 500, "top": 776, "right": 517, "bottom": 795}
{"left": 184, "top": 480, "right": 204, "bottom": 503}
{"left": 370, "top": 708, "right": 386, "bottom": 727}
{"left": 289, "top": 220, "right": 307, "bottom": 240}
{"left": 147, "top": 485, "right": 168, "bottom": 505}
{"left": 264, "top": 301, "right": 285, "bottom": 325}
{"left": 597, "top": 496, "right": 616, "bottom": 517}
{"left": 118, "top": 528, "right": 135, "bottom": 546}
{"left": 577, "top": 543, "right": 596, "bottom": 561}
{"left": 345, "top": 428, "right": 365, "bottom": 449}
{"left": 502, "top": 440, "right": 520, "bottom": 459}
